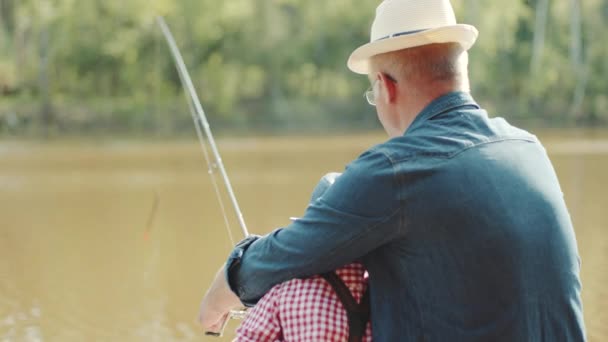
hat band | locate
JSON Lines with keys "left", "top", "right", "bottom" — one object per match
{"left": 375, "top": 28, "right": 427, "bottom": 42}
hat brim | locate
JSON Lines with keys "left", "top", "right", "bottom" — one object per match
{"left": 347, "top": 24, "right": 478, "bottom": 74}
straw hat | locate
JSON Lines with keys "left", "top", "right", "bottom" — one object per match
{"left": 347, "top": 0, "right": 478, "bottom": 74}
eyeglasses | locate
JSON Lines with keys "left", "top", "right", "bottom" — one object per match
{"left": 364, "top": 74, "right": 397, "bottom": 106}
{"left": 364, "top": 80, "right": 379, "bottom": 106}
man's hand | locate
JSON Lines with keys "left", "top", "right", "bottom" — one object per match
{"left": 198, "top": 265, "right": 243, "bottom": 333}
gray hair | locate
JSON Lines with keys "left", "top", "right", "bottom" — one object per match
{"left": 370, "top": 43, "right": 469, "bottom": 91}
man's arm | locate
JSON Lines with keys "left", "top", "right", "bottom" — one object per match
{"left": 233, "top": 149, "right": 401, "bottom": 297}
{"left": 200, "top": 149, "right": 403, "bottom": 329}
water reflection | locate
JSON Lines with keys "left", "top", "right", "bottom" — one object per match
{"left": 0, "top": 133, "right": 606, "bottom": 341}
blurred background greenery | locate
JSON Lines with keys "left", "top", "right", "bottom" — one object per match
{"left": 0, "top": 0, "right": 605, "bottom": 137}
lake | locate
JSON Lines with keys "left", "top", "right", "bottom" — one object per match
{"left": 1, "top": 131, "right": 607, "bottom": 341}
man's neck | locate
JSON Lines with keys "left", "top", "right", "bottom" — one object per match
{"left": 397, "top": 83, "right": 467, "bottom": 135}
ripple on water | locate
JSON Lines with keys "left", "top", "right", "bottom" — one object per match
{"left": 0, "top": 307, "right": 43, "bottom": 341}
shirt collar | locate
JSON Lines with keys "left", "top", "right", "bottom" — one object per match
{"left": 404, "top": 91, "right": 480, "bottom": 135}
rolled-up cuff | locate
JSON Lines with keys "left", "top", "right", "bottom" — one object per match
{"left": 224, "top": 235, "right": 261, "bottom": 307}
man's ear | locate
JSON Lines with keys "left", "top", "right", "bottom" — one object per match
{"left": 380, "top": 73, "right": 398, "bottom": 103}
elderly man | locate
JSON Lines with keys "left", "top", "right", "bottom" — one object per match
{"left": 199, "top": 0, "right": 586, "bottom": 341}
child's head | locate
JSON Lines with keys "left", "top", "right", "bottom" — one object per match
{"left": 310, "top": 172, "right": 342, "bottom": 203}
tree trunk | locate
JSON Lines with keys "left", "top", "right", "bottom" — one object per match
{"left": 530, "top": 0, "right": 550, "bottom": 75}
{"left": 39, "top": 25, "right": 54, "bottom": 136}
{"left": 569, "top": 0, "right": 587, "bottom": 120}
{"left": 0, "top": 0, "right": 15, "bottom": 34}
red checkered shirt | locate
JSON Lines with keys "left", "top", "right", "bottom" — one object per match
{"left": 234, "top": 263, "right": 372, "bottom": 342}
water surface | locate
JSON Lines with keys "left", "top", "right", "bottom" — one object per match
{"left": 1, "top": 132, "right": 606, "bottom": 341}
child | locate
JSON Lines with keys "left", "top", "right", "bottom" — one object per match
{"left": 235, "top": 173, "right": 372, "bottom": 342}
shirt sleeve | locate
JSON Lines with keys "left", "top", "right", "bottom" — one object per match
{"left": 227, "top": 148, "right": 403, "bottom": 305}
{"left": 233, "top": 283, "right": 283, "bottom": 342}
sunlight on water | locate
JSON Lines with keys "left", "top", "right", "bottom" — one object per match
{"left": 0, "top": 132, "right": 606, "bottom": 341}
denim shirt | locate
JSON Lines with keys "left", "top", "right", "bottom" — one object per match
{"left": 225, "top": 92, "right": 586, "bottom": 341}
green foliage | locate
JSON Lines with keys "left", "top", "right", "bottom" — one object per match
{"left": 0, "top": 0, "right": 606, "bottom": 136}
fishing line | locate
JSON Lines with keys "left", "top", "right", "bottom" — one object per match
{"left": 143, "top": 190, "right": 161, "bottom": 241}
{"left": 181, "top": 77, "right": 236, "bottom": 247}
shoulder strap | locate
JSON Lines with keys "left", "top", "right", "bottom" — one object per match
{"left": 321, "top": 271, "right": 370, "bottom": 342}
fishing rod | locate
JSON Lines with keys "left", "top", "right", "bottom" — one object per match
{"left": 156, "top": 16, "right": 249, "bottom": 337}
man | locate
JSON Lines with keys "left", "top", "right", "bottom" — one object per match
{"left": 200, "top": 0, "right": 586, "bottom": 341}
{"left": 235, "top": 173, "right": 372, "bottom": 342}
